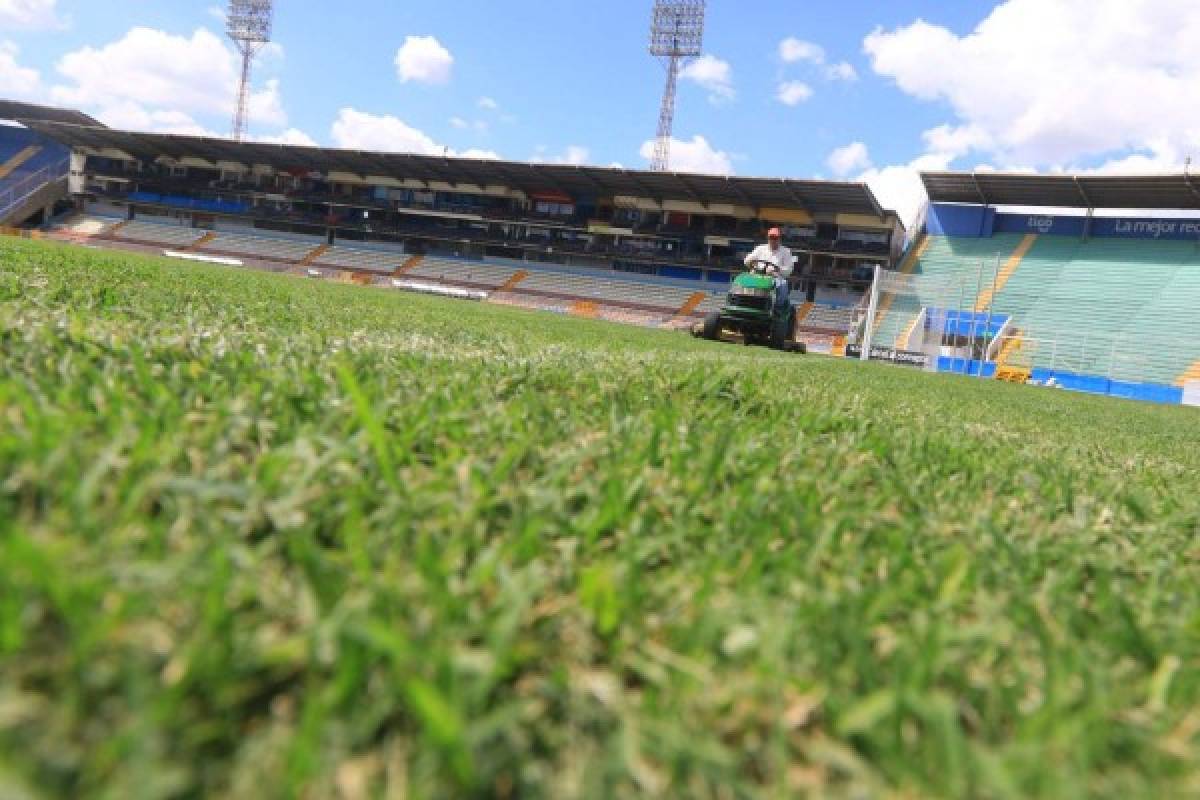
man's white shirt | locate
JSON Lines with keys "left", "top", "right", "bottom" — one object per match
{"left": 744, "top": 244, "right": 795, "bottom": 277}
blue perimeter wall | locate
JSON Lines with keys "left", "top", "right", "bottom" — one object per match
{"left": 927, "top": 203, "right": 1200, "bottom": 240}
{"left": 932, "top": 358, "right": 1184, "bottom": 405}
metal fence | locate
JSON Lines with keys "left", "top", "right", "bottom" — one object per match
{"left": 0, "top": 158, "right": 70, "bottom": 221}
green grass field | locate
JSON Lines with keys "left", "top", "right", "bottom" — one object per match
{"left": 2, "top": 237, "right": 1199, "bottom": 799}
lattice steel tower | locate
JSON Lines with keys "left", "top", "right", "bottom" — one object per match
{"left": 648, "top": 0, "right": 705, "bottom": 172}
{"left": 227, "top": 0, "right": 274, "bottom": 141}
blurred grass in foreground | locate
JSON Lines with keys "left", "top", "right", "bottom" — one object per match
{"left": 1, "top": 237, "right": 1199, "bottom": 799}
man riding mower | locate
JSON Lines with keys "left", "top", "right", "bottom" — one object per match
{"left": 693, "top": 228, "right": 805, "bottom": 352}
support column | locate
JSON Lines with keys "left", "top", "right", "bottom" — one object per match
{"left": 860, "top": 264, "right": 882, "bottom": 361}
{"left": 68, "top": 150, "right": 87, "bottom": 196}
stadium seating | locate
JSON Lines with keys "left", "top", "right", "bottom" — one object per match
{"left": 873, "top": 234, "right": 1026, "bottom": 347}
{"left": 514, "top": 268, "right": 705, "bottom": 312}
{"left": 38, "top": 209, "right": 740, "bottom": 325}
{"left": 899, "top": 232, "right": 1200, "bottom": 386}
{"left": 108, "top": 219, "right": 207, "bottom": 248}
{"left": 312, "top": 244, "right": 409, "bottom": 274}
{"left": 994, "top": 237, "right": 1200, "bottom": 384}
{"left": 198, "top": 231, "right": 324, "bottom": 262}
{"left": 693, "top": 292, "right": 727, "bottom": 315}
{"left": 801, "top": 304, "right": 856, "bottom": 332}
{"left": 406, "top": 258, "right": 523, "bottom": 289}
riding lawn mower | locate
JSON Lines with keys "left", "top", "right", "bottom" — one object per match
{"left": 692, "top": 259, "right": 807, "bottom": 352}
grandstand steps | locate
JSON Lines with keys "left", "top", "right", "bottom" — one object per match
{"left": 570, "top": 300, "right": 599, "bottom": 318}
{"left": 975, "top": 233, "right": 1037, "bottom": 311}
{"left": 994, "top": 327, "right": 1032, "bottom": 382}
{"left": 897, "top": 234, "right": 930, "bottom": 275}
{"left": 795, "top": 302, "right": 814, "bottom": 323}
{"left": 0, "top": 146, "right": 41, "bottom": 179}
{"left": 897, "top": 312, "right": 922, "bottom": 349}
{"left": 996, "top": 366, "right": 1032, "bottom": 383}
{"left": 995, "top": 329, "right": 1026, "bottom": 367}
{"left": 667, "top": 291, "right": 709, "bottom": 325}
{"left": 187, "top": 231, "right": 217, "bottom": 250}
{"left": 394, "top": 255, "right": 424, "bottom": 276}
{"left": 105, "top": 219, "right": 131, "bottom": 237}
{"left": 498, "top": 269, "right": 530, "bottom": 292}
{"left": 872, "top": 233, "right": 930, "bottom": 331}
{"left": 301, "top": 243, "right": 330, "bottom": 266}
{"left": 1177, "top": 360, "right": 1200, "bottom": 387}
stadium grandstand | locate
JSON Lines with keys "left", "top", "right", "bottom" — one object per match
{"left": 4, "top": 104, "right": 1199, "bottom": 406}
{"left": 0, "top": 113, "right": 903, "bottom": 343}
{"left": 0, "top": 102, "right": 81, "bottom": 229}
{"left": 857, "top": 171, "right": 1200, "bottom": 405}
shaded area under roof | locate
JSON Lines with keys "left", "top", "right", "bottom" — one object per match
{"left": 922, "top": 171, "right": 1200, "bottom": 211}
{"left": 1, "top": 100, "right": 102, "bottom": 128}
{"left": 26, "top": 120, "right": 894, "bottom": 220}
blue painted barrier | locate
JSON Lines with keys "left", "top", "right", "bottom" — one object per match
{"left": 1027, "top": 369, "right": 1182, "bottom": 404}
{"left": 936, "top": 357, "right": 997, "bottom": 378}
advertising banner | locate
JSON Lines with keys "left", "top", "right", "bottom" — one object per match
{"left": 845, "top": 344, "right": 930, "bottom": 368}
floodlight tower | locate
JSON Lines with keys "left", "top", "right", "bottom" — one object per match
{"left": 227, "top": 0, "right": 274, "bottom": 141}
{"left": 648, "top": 0, "right": 705, "bottom": 172}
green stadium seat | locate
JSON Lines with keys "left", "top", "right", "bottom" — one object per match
{"left": 904, "top": 233, "right": 1200, "bottom": 386}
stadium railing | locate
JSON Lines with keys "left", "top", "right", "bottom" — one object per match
{"left": 0, "top": 157, "right": 69, "bottom": 222}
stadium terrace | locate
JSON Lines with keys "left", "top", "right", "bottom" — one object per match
{"left": 20, "top": 116, "right": 905, "bottom": 294}
{"left": 2, "top": 101, "right": 1200, "bottom": 407}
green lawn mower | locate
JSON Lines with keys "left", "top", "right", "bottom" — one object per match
{"left": 693, "top": 260, "right": 806, "bottom": 352}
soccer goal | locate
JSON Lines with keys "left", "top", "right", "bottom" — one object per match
{"left": 856, "top": 261, "right": 1008, "bottom": 373}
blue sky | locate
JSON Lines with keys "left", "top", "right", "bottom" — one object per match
{"left": 3, "top": 0, "right": 1198, "bottom": 223}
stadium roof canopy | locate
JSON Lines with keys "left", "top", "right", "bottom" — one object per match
{"left": 921, "top": 171, "right": 1200, "bottom": 210}
{"left": 1, "top": 100, "right": 102, "bottom": 128}
{"left": 26, "top": 120, "right": 893, "bottom": 219}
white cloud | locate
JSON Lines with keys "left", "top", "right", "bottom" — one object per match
{"left": 779, "top": 37, "right": 858, "bottom": 90}
{"left": 825, "top": 62, "right": 858, "bottom": 82}
{"left": 246, "top": 78, "right": 286, "bottom": 129}
{"left": 776, "top": 81, "right": 813, "bottom": 106}
{"left": 449, "top": 116, "right": 468, "bottom": 129}
{"left": 920, "top": 123, "right": 994, "bottom": 161}
{"left": 332, "top": 108, "right": 441, "bottom": 153}
{"left": 91, "top": 102, "right": 218, "bottom": 136}
{"left": 827, "top": 141, "right": 873, "bottom": 176}
{"left": 0, "top": 41, "right": 40, "bottom": 99}
{"left": 255, "top": 128, "right": 318, "bottom": 147}
{"left": 395, "top": 35, "right": 453, "bottom": 85}
{"left": 779, "top": 37, "right": 824, "bottom": 64}
{"left": 0, "top": 0, "right": 62, "bottom": 30}
{"left": 864, "top": 0, "right": 1200, "bottom": 168}
{"left": 50, "top": 26, "right": 288, "bottom": 134}
{"left": 458, "top": 148, "right": 500, "bottom": 160}
{"left": 331, "top": 108, "right": 498, "bottom": 159}
{"left": 534, "top": 145, "right": 591, "bottom": 166}
{"left": 638, "top": 135, "right": 733, "bottom": 175}
{"left": 477, "top": 96, "right": 498, "bottom": 110}
{"left": 680, "top": 54, "right": 735, "bottom": 103}
{"left": 858, "top": 152, "right": 955, "bottom": 233}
